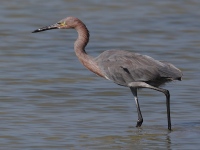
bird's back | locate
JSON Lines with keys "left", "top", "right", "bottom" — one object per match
{"left": 95, "top": 50, "right": 182, "bottom": 87}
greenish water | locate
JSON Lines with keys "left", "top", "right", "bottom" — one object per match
{"left": 0, "top": 0, "right": 200, "bottom": 149}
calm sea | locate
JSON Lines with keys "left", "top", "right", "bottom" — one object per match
{"left": 0, "top": 0, "right": 200, "bottom": 149}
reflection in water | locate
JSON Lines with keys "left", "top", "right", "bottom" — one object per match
{"left": 0, "top": 0, "right": 200, "bottom": 149}
{"left": 83, "top": 127, "right": 173, "bottom": 149}
{"left": 166, "top": 133, "right": 171, "bottom": 150}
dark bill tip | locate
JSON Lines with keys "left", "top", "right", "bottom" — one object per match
{"left": 32, "top": 25, "right": 58, "bottom": 33}
{"left": 32, "top": 29, "right": 43, "bottom": 33}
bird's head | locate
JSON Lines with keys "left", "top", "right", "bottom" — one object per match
{"left": 32, "top": 17, "right": 81, "bottom": 33}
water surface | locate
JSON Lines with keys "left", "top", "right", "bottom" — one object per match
{"left": 0, "top": 0, "right": 200, "bottom": 149}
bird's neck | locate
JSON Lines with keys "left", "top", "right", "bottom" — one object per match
{"left": 74, "top": 24, "right": 89, "bottom": 57}
{"left": 74, "top": 23, "right": 104, "bottom": 77}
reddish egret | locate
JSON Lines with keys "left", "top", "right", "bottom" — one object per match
{"left": 32, "top": 16, "right": 182, "bottom": 130}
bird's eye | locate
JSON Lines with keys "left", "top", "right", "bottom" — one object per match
{"left": 57, "top": 22, "right": 66, "bottom": 26}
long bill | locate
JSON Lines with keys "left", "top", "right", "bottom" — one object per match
{"left": 32, "top": 23, "right": 59, "bottom": 33}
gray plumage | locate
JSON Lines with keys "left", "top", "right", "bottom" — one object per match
{"left": 95, "top": 50, "right": 182, "bottom": 87}
{"left": 32, "top": 16, "right": 182, "bottom": 130}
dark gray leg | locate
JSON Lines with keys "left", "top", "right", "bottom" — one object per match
{"left": 130, "top": 87, "right": 143, "bottom": 127}
{"left": 163, "top": 89, "right": 171, "bottom": 130}
{"left": 128, "top": 82, "right": 172, "bottom": 130}
{"left": 144, "top": 87, "right": 171, "bottom": 130}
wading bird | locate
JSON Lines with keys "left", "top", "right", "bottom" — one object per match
{"left": 32, "top": 17, "right": 182, "bottom": 130}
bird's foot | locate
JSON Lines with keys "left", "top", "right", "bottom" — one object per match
{"left": 136, "top": 119, "right": 143, "bottom": 127}
{"left": 168, "top": 125, "right": 172, "bottom": 131}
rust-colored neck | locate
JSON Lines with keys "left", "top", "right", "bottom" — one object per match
{"left": 74, "top": 21, "right": 104, "bottom": 77}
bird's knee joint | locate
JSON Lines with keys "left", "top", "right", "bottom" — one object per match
{"left": 164, "top": 90, "right": 170, "bottom": 98}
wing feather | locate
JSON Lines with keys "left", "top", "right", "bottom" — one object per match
{"left": 95, "top": 50, "right": 182, "bottom": 87}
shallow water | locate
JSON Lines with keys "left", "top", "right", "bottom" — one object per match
{"left": 1, "top": 0, "right": 200, "bottom": 149}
